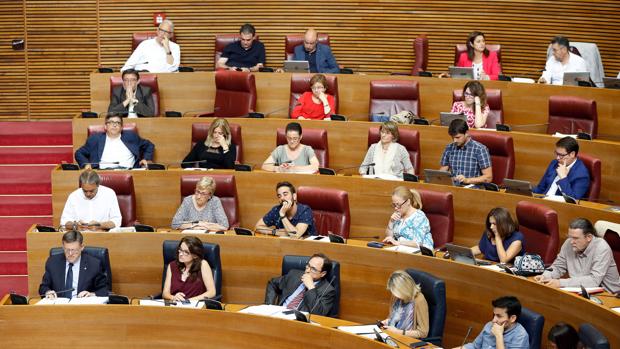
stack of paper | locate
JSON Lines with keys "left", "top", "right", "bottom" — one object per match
{"left": 304, "top": 236, "right": 330, "bottom": 243}
{"left": 560, "top": 287, "right": 604, "bottom": 294}
{"left": 36, "top": 297, "right": 109, "bottom": 305}
{"left": 337, "top": 325, "right": 385, "bottom": 340}
{"left": 384, "top": 245, "right": 420, "bottom": 254}
{"left": 239, "top": 304, "right": 300, "bottom": 320}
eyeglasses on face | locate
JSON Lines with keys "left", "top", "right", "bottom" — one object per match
{"left": 391, "top": 199, "right": 409, "bottom": 209}
{"left": 178, "top": 248, "right": 191, "bottom": 256}
{"left": 305, "top": 263, "right": 321, "bottom": 273}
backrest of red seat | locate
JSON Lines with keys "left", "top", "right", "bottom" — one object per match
{"left": 213, "top": 70, "right": 257, "bottom": 118}
{"left": 296, "top": 186, "right": 350, "bottom": 238}
{"left": 180, "top": 174, "right": 240, "bottom": 227}
{"left": 547, "top": 95, "right": 598, "bottom": 138}
{"left": 411, "top": 34, "right": 429, "bottom": 75}
{"left": 289, "top": 74, "right": 339, "bottom": 117}
{"left": 110, "top": 75, "right": 160, "bottom": 116}
{"left": 577, "top": 153, "right": 601, "bottom": 201}
{"left": 284, "top": 33, "right": 330, "bottom": 60}
{"left": 417, "top": 189, "right": 454, "bottom": 247}
{"left": 469, "top": 130, "right": 515, "bottom": 185}
{"left": 276, "top": 127, "right": 329, "bottom": 168}
{"left": 131, "top": 31, "right": 177, "bottom": 51}
{"left": 454, "top": 44, "right": 502, "bottom": 65}
{"left": 603, "top": 230, "right": 620, "bottom": 274}
{"left": 367, "top": 127, "right": 421, "bottom": 175}
{"left": 191, "top": 123, "right": 243, "bottom": 163}
{"left": 81, "top": 173, "right": 136, "bottom": 227}
{"left": 369, "top": 80, "right": 421, "bottom": 119}
{"left": 214, "top": 34, "right": 260, "bottom": 68}
{"left": 87, "top": 123, "right": 138, "bottom": 137}
{"left": 452, "top": 89, "right": 503, "bottom": 128}
{"left": 516, "top": 201, "right": 559, "bottom": 264}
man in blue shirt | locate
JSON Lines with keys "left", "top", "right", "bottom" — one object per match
{"left": 457, "top": 296, "right": 529, "bottom": 349}
{"left": 440, "top": 119, "right": 493, "bottom": 185}
{"left": 293, "top": 28, "right": 340, "bottom": 74}
{"left": 254, "top": 181, "right": 317, "bottom": 238}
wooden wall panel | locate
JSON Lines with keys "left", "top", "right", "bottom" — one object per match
{"left": 0, "top": 2, "right": 27, "bottom": 118}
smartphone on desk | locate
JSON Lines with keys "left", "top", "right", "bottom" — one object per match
{"left": 367, "top": 241, "right": 385, "bottom": 248}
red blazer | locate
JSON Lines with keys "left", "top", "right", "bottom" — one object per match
{"left": 457, "top": 51, "right": 501, "bottom": 80}
{"left": 291, "top": 92, "right": 335, "bottom": 120}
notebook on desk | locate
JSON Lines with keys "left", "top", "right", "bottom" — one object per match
{"left": 283, "top": 60, "right": 310, "bottom": 73}
{"left": 563, "top": 71, "right": 591, "bottom": 86}
{"left": 439, "top": 112, "right": 467, "bottom": 126}
{"left": 503, "top": 179, "right": 533, "bottom": 196}
{"left": 603, "top": 77, "right": 620, "bottom": 89}
{"left": 423, "top": 169, "right": 454, "bottom": 186}
{"left": 449, "top": 66, "right": 474, "bottom": 79}
{"left": 445, "top": 243, "right": 492, "bottom": 266}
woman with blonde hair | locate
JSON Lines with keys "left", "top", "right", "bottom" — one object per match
{"left": 182, "top": 117, "right": 236, "bottom": 169}
{"left": 380, "top": 270, "right": 429, "bottom": 339}
{"left": 383, "top": 186, "right": 434, "bottom": 249}
{"left": 171, "top": 176, "right": 229, "bottom": 230}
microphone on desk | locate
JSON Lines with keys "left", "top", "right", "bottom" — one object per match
{"left": 496, "top": 122, "right": 550, "bottom": 132}
{"left": 200, "top": 298, "right": 226, "bottom": 310}
{"left": 183, "top": 107, "right": 221, "bottom": 117}
{"left": 37, "top": 287, "right": 76, "bottom": 300}
{"left": 298, "top": 276, "right": 336, "bottom": 323}
{"left": 460, "top": 326, "right": 473, "bottom": 348}
{"left": 247, "top": 105, "right": 293, "bottom": 118}
{"left": 335, "top": 163, "right": 375, "bottom": 175}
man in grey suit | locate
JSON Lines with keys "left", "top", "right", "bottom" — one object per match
{"left": 265, "top": 253, "right": 336, "bottom": 316}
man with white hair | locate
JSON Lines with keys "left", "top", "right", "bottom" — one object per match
{"left": 121, "top": 19, "right": 180, "bottom": 73}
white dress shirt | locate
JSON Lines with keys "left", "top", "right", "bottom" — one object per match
{"left": 100, "top": 135, "right": 135, "bottom": 169}
{"left": 541, "top": 52, "right": 588, "bottom": 85}
{"left": 60, "top": 185, "right": 122, "bottom": 228}
{"left": 121, "top": 38, "right": 180, "bottom": 73}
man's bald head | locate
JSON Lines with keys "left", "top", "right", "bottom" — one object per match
{"left": 303, "top": 28, "right": 318, "bottom": 53}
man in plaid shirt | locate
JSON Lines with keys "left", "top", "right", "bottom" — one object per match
{"left": 440, "top": 119, "right": 493, "bottom": 185}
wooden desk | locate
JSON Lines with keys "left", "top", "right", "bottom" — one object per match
{"left": 89, "top": 72, "right": 620, "bottom": 141}
{"left": 25, "top": 230, "right": 620, "bottom": 348}
{"left": 71, "top": 118, "right": 620, "bottom": 202}
{"left": 51, "top": 169, "right": 619, "bottom": 247}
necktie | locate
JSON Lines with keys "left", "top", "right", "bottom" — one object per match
{"left": 286, "top": 286, "right": 306, "bottom": 310}
{"left": 65, "top": 263, "right": 74, "bottom": 299}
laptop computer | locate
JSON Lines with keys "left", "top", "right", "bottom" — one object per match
{"left": 439, "top": 112, "right": 467, "bottom": 126}
{"left": 503, "top": 179, "right": 533, "bottom": 196}
{"left": 283, "top": 60, "right": 310, "bottom": 73}
{"left": 449, "top": 66, "right": 474, "bottom": 79}
{"left": 423, "top": 169, "right": 454, "bottom": 186}
{"left": 445, "top": 243, "right": 492, "bottom": 266}
{"left": 563, "top": 71, "right": 591, "bottom": 86}
{"left": 603, "top": 77, "right": 620, "bottom": 89}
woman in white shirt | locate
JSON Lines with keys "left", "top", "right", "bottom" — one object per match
{"left": 359, "top": 121, "right": 414, "bottom": 177}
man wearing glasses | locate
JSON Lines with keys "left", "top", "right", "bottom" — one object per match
{"left": 532, "top": 136, "right": 590, "bottom": 200}
{"left": 108, "top": 69, "right": 155, "bottom": 117}
{"left": 60, "top": 170, "right": 122, "bottom": 231}
{"left": 75, "top": 114, "right": 155, "bottom": 169}
{"left": 121, "top": 19, "right": 180, "bottom": 73}
{"left": 292, "top": 28, "right": 340, "bottom": 74}
{"left": 265, "top": 253, "right": 336, "bottom": 316}
{"left": 39, "top": 230, "right": 108, "bottom": 299}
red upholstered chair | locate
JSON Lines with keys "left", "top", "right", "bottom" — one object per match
{"left": 110, "top": 75, "right": 160, "bottom": 116}
{"left": 369, "top": 80, "right": 421, "bottom": 120}
{"left": 198, "top": 70, "right": 257, "bottom": 118}
{"left": 276, "top": 127, "right": 329, "bottom": 168}
{"left": 411, "top": 34, "right": 429, "bottom": 75}
{"left": 289, "top": 74, "right": 339, "bottom": 117}
{"left": 180, "top": 174, "right": 240, "bottom": 228}
{"left": 577, "top": 153, "right": 601, "bottom": 201}
{"left": 214, "top": 34, "right": 260, "bottom": 68}
{"left": 284, "top": 33, "right": 331, "bottom": 60}
{"left": 468, "top": 130, "right": 515, "bottom": 185}
{"left": 80, "top": 173, "right": 136, "bottom": 227}
{"left": 452, "top": 89, "right": 504, "bottom": 128}
{"left": 87, "top": 123, "right": 138, "bottom": 137}
{"left": 516, "top": 201, "right": 560, "bottom": 264}
{"left": 296, "top": 186, "right": 350, "bottom": 238}
{"left": 454, "top": 44, "right": 502, "bottom": 65}
{"left": 547, "top": 96, "right": 598, "bottom": 138}
{"left": 191, "top": 123, "right": 244, "bottom": 163}
{"left": 367, "top": 127, "right": 421, "bottom": 175}
{"left": 604, "top": 230, "right": 620, "bottom": 274}
{"left": 417, "top": 189, "right": 454, "bottom": 248}
{"left": 131, "top": 32, "right": 177, "bottom": 51}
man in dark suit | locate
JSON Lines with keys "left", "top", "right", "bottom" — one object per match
{"left": 265, "top": 253, "right": 336, "bottom": 316}
{"left": 108, "top": 68, "right": 155, "bottom": 117}
{"left": 74, "top": 114, "right": 154, "bottom": 169}
{"left": 293, "top": 28, "right": 340, "bottom": 74}
{"left": 39, "top": 230, "right": 108, "bottom": 299}
{"left": 533, "top": 136, "right": 590, "bottom": 200}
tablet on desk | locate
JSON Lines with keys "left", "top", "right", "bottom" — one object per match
{"left": 563, "top": 71, "right": 591, "bottom": 86}
{"left": 503, "top": 179, "right": 533, "bottom": 196}
{"left": 602, "top": 77, "right": 620, "bottom": 89}
{"left": 423, "top": 169, "right": 455, "bottom": 186}
{"left": 449, "top": 66, "right": 474, "bottom": 79}
{"left": 439, "top": 112, "right": 467, "bottom": 126}
{"left": 283, "top": 60, "right": 310, "bottom": 73}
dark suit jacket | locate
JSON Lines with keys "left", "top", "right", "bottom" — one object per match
{"left": 108, "top": 85, "right": 155, "bottom": 117}
{"left": 532, "top": 158, "right": 590, "bottom": 199}
{"left": 74, "top": 130, "right": 155, "bottom": 168}
{"left": 38, "top": 253, "right": 108, "bottom": 297}
{"left": 293, "top": 43, "right": 340, "bottom": 74}
{"left": 264, "top": 269, "right": 336, "bottom": 316}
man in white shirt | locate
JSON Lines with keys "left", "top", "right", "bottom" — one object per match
{"left": 61, "top": 170, "right": 122, "bottom": 230}
{"left": 538, "top": 36, "right": 588, "bottom": 85}
{"left": 121, "top": 19, "right": 180, "bottom": 73}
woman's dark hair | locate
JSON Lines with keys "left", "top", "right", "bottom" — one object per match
{"left": 548, "top": 322, "right": 579, "bottom": 349}
{"left": 462, "top": 80, "right": 487, "bottom": 108}
{"left": 175, "top": 236, "right": 205, "bottom": 281}
{"left": 309, "top": 74, "right": 328, "bottom": 92}
{"left": 285, "top": 122, "right": 303, "bottom": 135}
{"left": 466, "top": 31, "right": 489, "bottom": 61}
{"left": 485, "top": 207, "right": 518, "bottom": 240}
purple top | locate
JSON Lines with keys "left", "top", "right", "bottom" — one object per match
{"left": 169, "top": 260, "right": 207, "bottom": 298}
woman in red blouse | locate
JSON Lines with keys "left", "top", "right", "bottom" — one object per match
{"left": 451, "top": 80, "right": 490, "bottom": 129}
{"left": 456, "top": 31, "right": 502, "bottom": 81}
{"left": 162, "top": 236, "right": 216, "bottom": 301}
{"left": 291, "top": 74, "right": 335, "bottom": 120}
